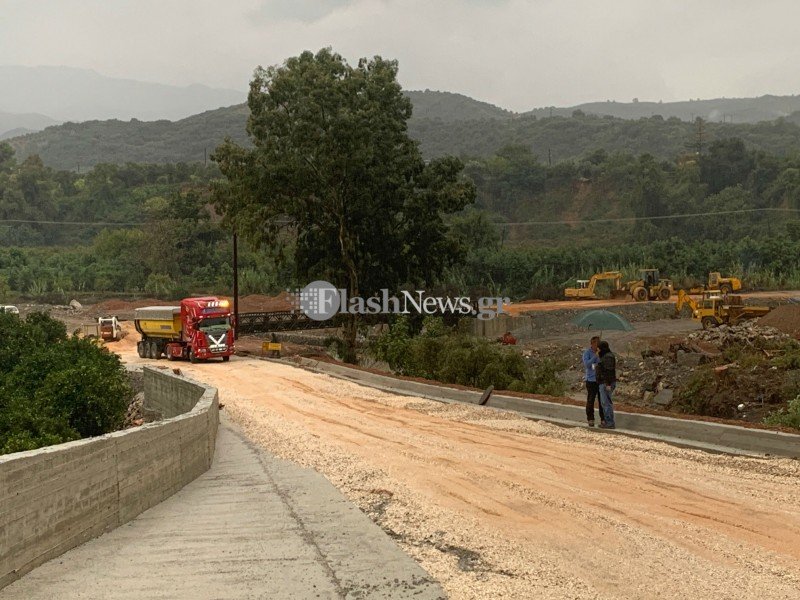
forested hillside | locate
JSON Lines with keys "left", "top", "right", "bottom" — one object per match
{"left": 2, "top": 130, "right": 799, "bottom": 302}
{"left": 10, "top": 91, "right": 800, "bottom": 169}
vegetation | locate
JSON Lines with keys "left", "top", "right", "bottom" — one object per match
{"left": 764, "top": 395, "right": 800, "bottom": 429}
{"left": 11, "top": 90, "right": 800, "bottom": 169}
{"left": 372, "top": 316, "right": 566, "bottom": 395}
{"left": 0, "top": 312, "right": 133, "bottom": 454}
{"left": 213, "top": 49, "right": 475, "bottom": 361}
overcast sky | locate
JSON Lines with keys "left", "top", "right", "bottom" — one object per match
{"left": 2, "top": 0, "right": 799, "bottom": 112}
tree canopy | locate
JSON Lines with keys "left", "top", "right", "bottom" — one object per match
{"left": 213, "top": 49, "right": 475, "bottom": 359}
{"left": 0, "top": 312, "right": 132, "bottom": 454}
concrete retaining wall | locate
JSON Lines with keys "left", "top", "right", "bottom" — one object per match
{"left": 289, "top": 357, "right": 800, "bottom": 458}
{"left": 0, "top": 367, "right": 218, "bottom": 590}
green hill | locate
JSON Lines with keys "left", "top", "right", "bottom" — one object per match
{"left": 10, "top": 91, "right": 800, "bottom": 169}
{"left": 404, "top": 90, "right": 512, "bottom": 121}
{"left": 10, "top": 105, "right": 251, "bottom": 170}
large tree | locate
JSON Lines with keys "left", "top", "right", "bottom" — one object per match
{"left": 213, "top": 49, "right": 475, "bottom": 361}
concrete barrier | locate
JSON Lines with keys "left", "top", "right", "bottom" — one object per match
{"left": 0, "top": 367, "right": 218, "bottom": 590}
{"left": 287, "top": 357, "right": 800, "bottom": 458}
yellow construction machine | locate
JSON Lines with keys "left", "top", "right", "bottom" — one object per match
{"left": 624, "top": 269, "right": 674, "bottom": 302}
{"left": 675, "top": 290, "right": 771, "bottom": 329}
{"left": 688, "top": 272, "right": 743, "bottom": 295}
{"left": 564, "top": 271, "right": 623, "bottom": 300}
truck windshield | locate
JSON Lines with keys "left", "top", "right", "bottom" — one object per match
{"left": 198, "top": 317, "right": 231, "bottom": 332}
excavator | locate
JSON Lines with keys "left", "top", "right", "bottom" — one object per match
{"left": 675, "top": 290, "right": 771, "bottom": 329}
{"left": 564, "top": 271, "right": 624, "bottom": 300}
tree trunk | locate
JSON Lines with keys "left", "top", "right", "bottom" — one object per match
{"left": 338, "top": 212, "right": 359, "bottom": 364}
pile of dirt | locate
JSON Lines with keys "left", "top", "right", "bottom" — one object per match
{"left": 238, "top": 292, "right": 294, "bottom": 313}
{"left": 616, "top": 322, "right": 798, "bottom": 418}
{"left": 92, "top": 298, "right": 166, "bottom": 313}
{"left": 759, "top": 304, "right": 800, "bottom": 338}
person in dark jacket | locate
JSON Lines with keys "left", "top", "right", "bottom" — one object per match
{"left": 596, "top": 340, "right": 617, "bottom": 429}
{"left": 581, "top": 336, "right": 605, "bottom": 426}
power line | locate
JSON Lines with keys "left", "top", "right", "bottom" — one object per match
{"left": 0, "top": 219, "right": 142, "bottom": 226}
{"left": 0, "top": 217, "right": 294, "bottom": 227}
{"left": 496, "top": 207, "right": 800, "bottom": 226}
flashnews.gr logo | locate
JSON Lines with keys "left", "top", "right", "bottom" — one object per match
{"left": 289, "top": 280, "right": 510, "bottom": 321}
{"left": 293, "top": 280, "right": 341, "bottom": 321}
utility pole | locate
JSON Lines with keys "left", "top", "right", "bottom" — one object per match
{"left": 695, "top": 118, "right": 706, "bottom": 155}
{"left": 232, "top": 231, "right": 239, "bottom": 340}
{"left": 204, "top": 148, "right": 207, "bottom": 166}
{"left": 548, "top": 148, "right": 552, "bottom": 166}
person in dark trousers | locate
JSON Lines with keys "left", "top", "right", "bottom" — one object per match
{"left": 581, "top": 336, "right": 604, "bottom": 427}
{"left": 596, "top": 340, "right": 617, "bottom": 429}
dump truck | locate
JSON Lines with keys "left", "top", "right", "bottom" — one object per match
{"left": 624, "top": 269, "right": 673, "bottom": 302}
{"left": 134, "top": 297, "right": 234, "bottom": 363}
{"left": 564, "top": 271, "right": 624, "bottom": 300}
{"left": 675, "top": 290, "right": 771, "bottom": 329}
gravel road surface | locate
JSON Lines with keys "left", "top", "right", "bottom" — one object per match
{"left": 118, "top": 338, "right": 800, "bottom": 600}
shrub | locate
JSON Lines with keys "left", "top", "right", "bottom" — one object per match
{"left": 0, "top": 312, "right": 133, "bottom": 454}
{"left": 371, "top": 316, "right": 566, "bottom": 395}
{"left": 764, "top": 396, "right": 800, "bottom": 429}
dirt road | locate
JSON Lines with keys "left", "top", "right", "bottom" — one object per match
{"left": 508, "top": 290, "right": 800, "bottom": 315}
{"left": 118, "top": 341, "right": 800, "bottom": 599}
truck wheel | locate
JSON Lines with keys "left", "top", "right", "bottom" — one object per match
{"left": 148, "top": 342, "right": 159, "bottom": 360}
{"left": 633, "top": 287, "right": 647, "bottom": 302}
{"left": 137, "top": 341, "right": 146, "bottom": 358}
{"left": 165, "top": 348, "right": 175, "bottom": 361}
{"left": 222, "top": 355, "right": 230, "bottom": 362}
{"left": 189, "top": 351, "right": 198, "bottom": 364}
{"left": 720, "top": 284, "right": 732, "bottom": 295}
{"left": 659, "top": 288, "right": 671, "bottom": 301}
{"left": 701, "top": 317, "right": 717, "bottom": 330}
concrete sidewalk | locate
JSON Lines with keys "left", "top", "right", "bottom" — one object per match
{"left": 3, "top": 416, "right": 443, "bottom": 600}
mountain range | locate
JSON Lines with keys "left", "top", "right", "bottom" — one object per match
{"left": 0, "top": 65, "right": 245, "bottom": 137}
{"left": 3, "top": 66, "right": 800, "bottom": 169}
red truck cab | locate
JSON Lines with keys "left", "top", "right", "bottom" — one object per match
{"left": 179, "top": 297, "right": 234, "bottom": 362}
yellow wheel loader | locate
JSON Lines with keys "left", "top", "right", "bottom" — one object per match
{"left": 624, "top": 269, "right": 674, "bottom": 302}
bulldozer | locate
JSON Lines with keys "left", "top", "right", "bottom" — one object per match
{"left": 564, "top": 271, "right": 623, "bottom": 300}
{"left": 624, "top": 269, "right": 674, "bottom": 302}
{"left": 707, "top": 272, "right": 742, "bottom": 295}
{"left": 688, "top": 272, "right": 743, "bottom": 295}
{"left": 675, "top": 290, "right": 771, "bottom": 329}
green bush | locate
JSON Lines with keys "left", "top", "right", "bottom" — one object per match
{"left": 0, "top": 312, "right": 133, "bottom": 454}
{"left": 764, "top": 395, "right": 800, "bottom": 429}
{"left": 372, "top": 316, "right": 566, "bottom": 395}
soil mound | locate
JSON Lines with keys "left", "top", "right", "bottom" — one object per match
{"left": 93, "top": 298, "right": 166, "bottom": 313}
{"left": 759, "top": 304, "right": 800, "bottom": 337}
{"left": 238, "top": 292, "right": 294, "bottom": 313}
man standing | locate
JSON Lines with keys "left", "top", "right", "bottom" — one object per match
{"left": 582, "top": 336, "right": 604, "bottom": 427}
{"left": 596, "top": 340, "right": 617, "bottom": 429}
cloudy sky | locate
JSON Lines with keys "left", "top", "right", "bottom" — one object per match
{"left": 2, "top": 0, "right": 798, "bottom": 112}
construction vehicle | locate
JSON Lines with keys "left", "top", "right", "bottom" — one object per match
{"left": 82, "top": 316, "right": 122, "bottom": 341}
{"left": 564, "top": 271, "right": 624, "bottom": 300}
{"left": 675, "top": 290, "right": 771, "bottom": 329}
{"left": 134, "top": 297, "right": 234, "bottom": 363}
{"left": 688, "top": 272, "right": 744, "bottom": 295}
{"left": 98, "top": 316, "right": 122, "bottom": 341}
{"left": 708, "top": 272, "right": 742, "bottom": 295}
{"left": 624, "top": 269, "right": 674, "bottom": 302}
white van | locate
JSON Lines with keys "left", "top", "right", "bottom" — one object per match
{"left": 0, "top": 305, "right": 19, "bottom": 315}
